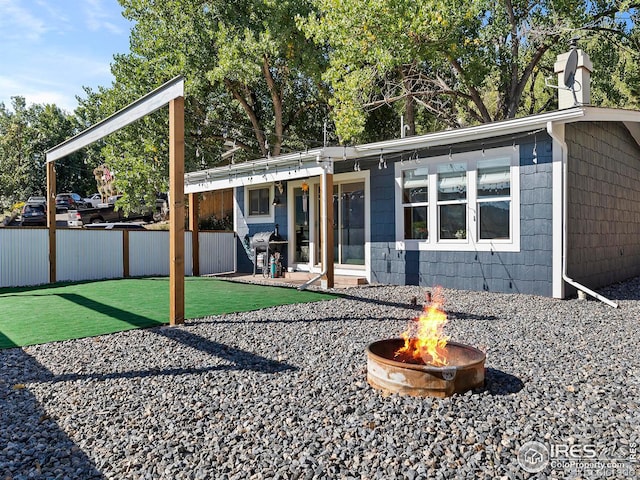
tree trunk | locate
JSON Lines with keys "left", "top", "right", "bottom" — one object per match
{"left": 402, "top": 69, "right": 416, "bottom": 136}
{"left": 263, "top": 55, "right": 284, "bottom": 157}
{"left": 224, "top": 79, "right": 268, "bottom": 157}
{"left": 449, "top": 57, "right": 493, "bottom": 123}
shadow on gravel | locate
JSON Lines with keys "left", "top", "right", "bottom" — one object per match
{"left": 325, "top": 289, "right": 500, "bottom": 321}
{"left": 28, "top": 332, "right": 296, "bottom": 386}
{"left": 481, "top": 368, "right": 525, "bottom": 395}
{"left": 55, "top": 294, "right": 296, "bottom": 374}
{"left": 447, "top": 310, "right": 499, "bottom": 322}
{"left": 0, "top": 319, "right": 296, "bottom": 477}
{"left": 154, "top": 327, "right": 296, "bottom": 374}
{"left": 192, "top": 314, "right": 389, "bottom": 326}
{"left": 598, "top": 277, "right": 640, "bottom": 301}
{"left": 0, "top": 350, "right": 104, "bottom": 479}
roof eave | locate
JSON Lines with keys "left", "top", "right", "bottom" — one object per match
{"left": 353, "top": 108, "right": 587, "bottom": 155}
{"left": 185, "top": 106, "right": 640, "bottom": 189}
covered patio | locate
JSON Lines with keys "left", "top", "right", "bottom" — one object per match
{"left": 185, "top": 146, "right": 363, "bottom": 290}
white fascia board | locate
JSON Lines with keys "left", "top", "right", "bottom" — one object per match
{"left": 353, "top": 108, "right": 587, "bottom": 155}
{"left": 46, "top": 76, "right": 184, "bottom": 163}
{"left": 184, "top": 146, "right": 351, "bottom": 189}
{"left": 184, "top": 106, "right": 640, "bottom": 191}
{"left": 185, "top": 164, "right": 331, "bottom": 194}
{"left": 580, "top": 106, "right": 640, "bottom": 123}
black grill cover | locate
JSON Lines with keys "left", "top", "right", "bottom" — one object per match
{"left": 250, "top": 230, "right": 282, "bottom": 251}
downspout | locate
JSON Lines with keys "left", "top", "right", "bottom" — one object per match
{"left": 546, "top": 122, "right": 618, "bottom": 308}
{"left": 298, "top": 167, "right": 328, "bottom": 290}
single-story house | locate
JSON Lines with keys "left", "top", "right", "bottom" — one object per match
{"left": 185, "top": 48, "right": 640, "bottom": 302}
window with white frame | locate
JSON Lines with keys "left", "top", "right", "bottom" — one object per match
{"left": 477, "top": 158, "right": 511, "bottom": 239}
{"left": 244, "top": 184, "right": 274, "bottom": 224}
{"left": 401, "top": 168, "right": 429, "bottom": 239}
{"left": 248, "top": 187, "right": 270, "bottom": 216}
{"left": 437, "top": 163, "right": 467, "bottom": 240}
{"left": 394, "top": 146, "right": 519, "bottom": 252}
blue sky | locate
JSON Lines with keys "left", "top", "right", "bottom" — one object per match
{"left": 0, "top": 0, "right": 132, "bottom": 112}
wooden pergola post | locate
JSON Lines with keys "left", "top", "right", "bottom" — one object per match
{"left": 189, "top": 192, "right": 200, "bottom": 277}
{"left": 169, "top": 97, "right": 185, "bottom": 325}
{"left": 47, "top": 161, "right": 56, "bottom": 283}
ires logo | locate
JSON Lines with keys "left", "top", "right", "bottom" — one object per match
{"left": 550, "top": 444, "right": 597, "bottom": 459}
{"left": 518, "top": 441, "right": 599, "bottom": 473}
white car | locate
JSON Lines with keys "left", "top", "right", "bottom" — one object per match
{"left": 83, "top": 193, "right": 103, "bottom": 208}
{"left": 27, "top": 196, "right": 46, "bottom": 204}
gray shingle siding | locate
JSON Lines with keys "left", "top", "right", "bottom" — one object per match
{"left": 369, "top": 137, "right": 554, "bottom": 296}
{"left": 566, "top": 121, "right": 640, "bottom": 288}
{"left": 337, "top": 158, "right": 396, "bottom": 242}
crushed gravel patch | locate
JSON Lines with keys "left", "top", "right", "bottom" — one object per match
{"left": 2, "top": 280, "right": 639, "bottom": 479}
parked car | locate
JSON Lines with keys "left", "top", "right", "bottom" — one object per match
{"left": 27, "top": 196, "right": 46, "bottom": 204}
{"left": 20, "top": 202, "right": 47, "bottom": 226}
{"left": 83, "top": 193, "right": 103, "bottom": 208}
{"left": 67, "top": 201, "right": 153, "bottom": 226}
{"left": 56, "top": 193, "right": 86, "bottom": 212}
{"left": 107, "top": 194, "right": 122, "bottom": 205}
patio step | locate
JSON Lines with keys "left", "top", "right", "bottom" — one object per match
{"left": 283, "top": 271, "right": 368, "bottom": 285}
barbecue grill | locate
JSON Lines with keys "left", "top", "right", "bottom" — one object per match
{"left": 250, "top": 225, "right": 287, "bottom": 277}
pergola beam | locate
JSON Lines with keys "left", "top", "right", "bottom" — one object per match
{"left": 45, "top": 77, "right": 185, "bottom": 163}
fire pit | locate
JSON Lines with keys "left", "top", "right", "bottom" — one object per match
{"left": 366, "top": 288, "right": 485, "bottom": 397}
{"left": 366, "top": 339, "right": 485, "bottom": 397}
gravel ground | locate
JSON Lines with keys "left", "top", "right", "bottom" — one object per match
{"left": 1, "top": 279, "right": 639, "bottom": 479}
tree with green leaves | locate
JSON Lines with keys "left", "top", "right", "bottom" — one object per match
{"left": 301, "top": 0, "right": 640, "bottom": 142}
{"left": 0, "top": 97, "right": 91, "bottom": 211}
{"left": 75, "top": 0, "right": 331, "bottom": 212}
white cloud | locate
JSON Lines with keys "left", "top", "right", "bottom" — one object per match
{"left": 0, "top": 75, "right": 75, "bottom": 111}
{"left": 25, "top": 91, "right": 75, "bottom": 112}
{"left": 0, "top": 1, "right": 130, "bottom": 111}
{"left": 34, "top": 0, "right": 70, "bottom": 25}
{"left": 0, "top": 47, "right": 115, "bottom": 112}
{"left": 83, "top": 0, "right": 125, "bottom": 35}
{"left": 0, "top": 0, "right": 48, "bottom": 41}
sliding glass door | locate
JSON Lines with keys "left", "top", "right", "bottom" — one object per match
{"left": 315, "top": 180, "right": 365, "bottom": 266}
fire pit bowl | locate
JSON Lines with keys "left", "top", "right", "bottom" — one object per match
{"left": 366, "top": 338, "right": 485, "bottom": 397}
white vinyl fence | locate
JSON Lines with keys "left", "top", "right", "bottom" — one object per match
{"left": 57, "top": 229, "right": 124, "bottom": 282}
{"left": 0, "top": 228, "right": 49, "bottom": 287}
{"left": 128, "top": 230, "right": 194, "bottom": 277}
{"left": 0, "top": 228, "right": 236, "bottom": 288}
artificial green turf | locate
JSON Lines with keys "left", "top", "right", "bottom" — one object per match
{"left": 0, "top": 277, "right": 337, "bottom": 349}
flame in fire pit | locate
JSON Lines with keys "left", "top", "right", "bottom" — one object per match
{"left": 395, "top": 288, "right": 449, "bottom": 366}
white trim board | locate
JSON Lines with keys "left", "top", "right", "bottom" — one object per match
{"left": 46, "top": 77, "right": 184, "bottom": 163}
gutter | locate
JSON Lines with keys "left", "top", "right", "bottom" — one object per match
{"left": 297, "top": 270, "right": 326, "bottom": 291}
{"left": 546, "top": 122, "right": 618, "bottom": 308}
